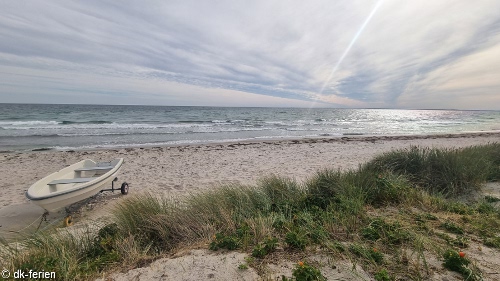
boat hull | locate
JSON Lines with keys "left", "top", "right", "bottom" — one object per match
{"left": 26, "top": 159, "right": 123, "bottom": 212}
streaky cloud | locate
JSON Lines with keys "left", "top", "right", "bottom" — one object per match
{"left": 0, "top": 0, "right": 499, "bottom": 109}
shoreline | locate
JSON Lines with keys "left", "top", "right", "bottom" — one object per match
{"left": 3, "top": 131, "right": 500, "bottom": 154}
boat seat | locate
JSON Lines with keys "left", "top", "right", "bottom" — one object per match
{"left": 74, "top": 166, "right": 114, "bottom": 172}
{"left": 48, "top": 177, "right": 97, "bottom": 185}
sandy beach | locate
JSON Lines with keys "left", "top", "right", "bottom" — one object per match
{"left": 2, "top": 132, "right": 500, "bottom": 280}
{"left": 1, "top": 132, "right": 500, "bottom": 208}
{"left": 1, "top": 132, "right": 499, "bottom": 234}
{"left": 0, "top": 133, "right": 498, "bottom": 208}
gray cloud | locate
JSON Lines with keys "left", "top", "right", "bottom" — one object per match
{"left": 0, "top": 0, "right": 499, "bottom": 108}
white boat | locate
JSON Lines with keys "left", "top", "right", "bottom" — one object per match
{"left": 26, "top": 158, "right": 126, "bottom": 212}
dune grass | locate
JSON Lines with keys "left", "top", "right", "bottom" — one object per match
{"left": 2, "top": 143, "right": 500, "bottom": 280}
{"left": 1, "top": 225, "right": 132, "bottom": 280}
{"left": 364, "top": 143, "right": 500, "bottom": 196}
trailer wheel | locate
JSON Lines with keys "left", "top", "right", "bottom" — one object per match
{"left": 121, "top": 182, "right": 129, "bottom": 195}
{"left": 64, "top": 215, "right": 74, "bottom": 227}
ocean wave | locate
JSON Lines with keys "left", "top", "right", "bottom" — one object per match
{"left": 178, "top": 120, "right": 212, "bottom": 123}
{"left": 0, "top": 134, "right": 60, "bottom": 138}
{"left": 57, "top": 132, "right": 147, "bottom": 137}
{"left": 6, "top": 119, "right": 331, "bottom": 130}
{"left": 286, "top": 128, "right": 322, "bottom": 131}
{"left": 191, "top": 127, "right": 274, "bottom": 134}
{"left": 0, "top": 127, "right": 277, "bottom": 138}
{"left": 177, "top": 120, "right": 240, "bottom": 124}
{"left": 56, "top": 131, "right": 177, "bottom": 137}
{"left": 264, "top": 121, "right": 288, "bottom": 126}
{"left": 211, "top": 120, "right": 231, "bottom": 123}
{"left": 0, "top": 131, "right": 186, "bottom": 138}
{"left": 0, "top": 120, "right": 59, "bottom": 126}
{"left": 343, "top": 133, "right": 365, "bottom": 136}
{"left": 60, "top": 120, "right": 113, "bottom": 125}
{"left": 49, "top": 139, "right": 241, "bottom": 151}
{"left": 264, "top": 120, "right": 341, "bottom": 127}
{"left": 1, "top": 122, "right": 214, "bottom": 130}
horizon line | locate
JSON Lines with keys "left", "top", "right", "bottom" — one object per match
{"left": 0, "top": 102, "right": 498, "bottom": 111}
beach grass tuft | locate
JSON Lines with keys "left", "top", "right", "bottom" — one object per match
{"left": 365, "top": 143, "right": 500, "bottom": 196}
{"left": 2, "top": 226, "right": 128, "bottom": 280}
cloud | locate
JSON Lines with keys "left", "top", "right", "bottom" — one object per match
{"left": 0, "top": 60, "right": 324, "bottom": 107}
{"left": 397, "top": 35, "right": 500, "bottom": 109}
{"left": 0, "top": 0, "right": 499, "bottom": 108}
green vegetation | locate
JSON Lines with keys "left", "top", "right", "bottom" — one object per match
{"left": 484, "top": 237, "right": 500, "bottom": 249}
{"left": 441, "top": 220, "right": 465, "bottom": 235}
{"left": 374, "top": 269, "right": 392, "bottom": 281}
{"left": 485, "top": 195, "right": 500, "bottom": 203}
{"left": 349, "top": 243, "right": 384, "bottom": 264}
{"left": 237, "top": 263, "right": 249, "bottom": 270}
{"left": 361, "top": 218, "right": 412, "bottom": 245}
{"left": 291, "top": 262, "right": 327, "bottom": 281}
{"left": 442, "top": 249, "right": 482, "bottom": 280}
{"left": 2, "top": 143, "right": 500, "bottom": 280}
{"left": 251, "top": 237, "right": 278, "bottom": 258}
{"left": 365, "top": 144, "right": 500, "bottom": 196}
{"left": 0, "top": 223, "right": 141, "bottom": 280}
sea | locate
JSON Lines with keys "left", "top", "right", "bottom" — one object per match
{"left": 0, "top": 104, "right": 499, "bottom": 152}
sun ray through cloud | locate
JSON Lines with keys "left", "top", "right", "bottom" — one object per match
{"left": 318, "top": 0, "right": 384, "bottom": 97}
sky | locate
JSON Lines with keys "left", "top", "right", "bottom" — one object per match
{"left": 0, "top": 1, "right": 499, "bottom": 109}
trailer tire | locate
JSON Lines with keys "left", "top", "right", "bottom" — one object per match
{"left": 121, "top": 182, "right": 129, "bottom": 195}
{"left": 64, "top": 215, "right": 74, "bottom": 227}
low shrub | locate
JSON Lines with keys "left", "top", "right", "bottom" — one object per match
{"left": 475, "top": 202, "right": 497, "bottom": 214}
{"left": 443, "top": 201, "right": 474, "bottom": 215}
{"left": 251, "top": 237, "right": 278, "bottom": 258}
{"left": 292, "top": 261, "right": 326, "bottom": 281}
{"left": 84, "top": 223, "right": 121, "bottom": 271}
{"left": 442, "top": 249, "right": 481, "bottom": 280}
{"left": 440, "top": 221, "right": 464, "bottom": 235}
{"left": 362, "top": 218, "right": 411, "bottom": 245}
{"left": 374, "top": 269, "right": 392, "bottom": 281}
{"left": 485, "top": 195, "right": 500, "bottom": 203}
{"left": 349, "top": 244, "right": 383, "bottom": 264}
{"left": 483, "top": 237, "right": 500, "bottom": 248}
{"left": 285, "top": 230, "right": 308, "bottom": 250}
{"left": 209, "top": 233, "right": 240, "bottom": 251}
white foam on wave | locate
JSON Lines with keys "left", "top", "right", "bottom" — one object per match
{"left": 0, "top": 120, "right": 59, "bottom": 126}
{"left": 191, "top": 127, "right": 274, "bottom": 134}
{"left": 211, "top": 120, "right": 231, "bottom": 124}
{"left": 286, "top": 128, "right": 322, "bottom": 131}
{"left": 2, "top": 122, "right": 214, "bottom": 130}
